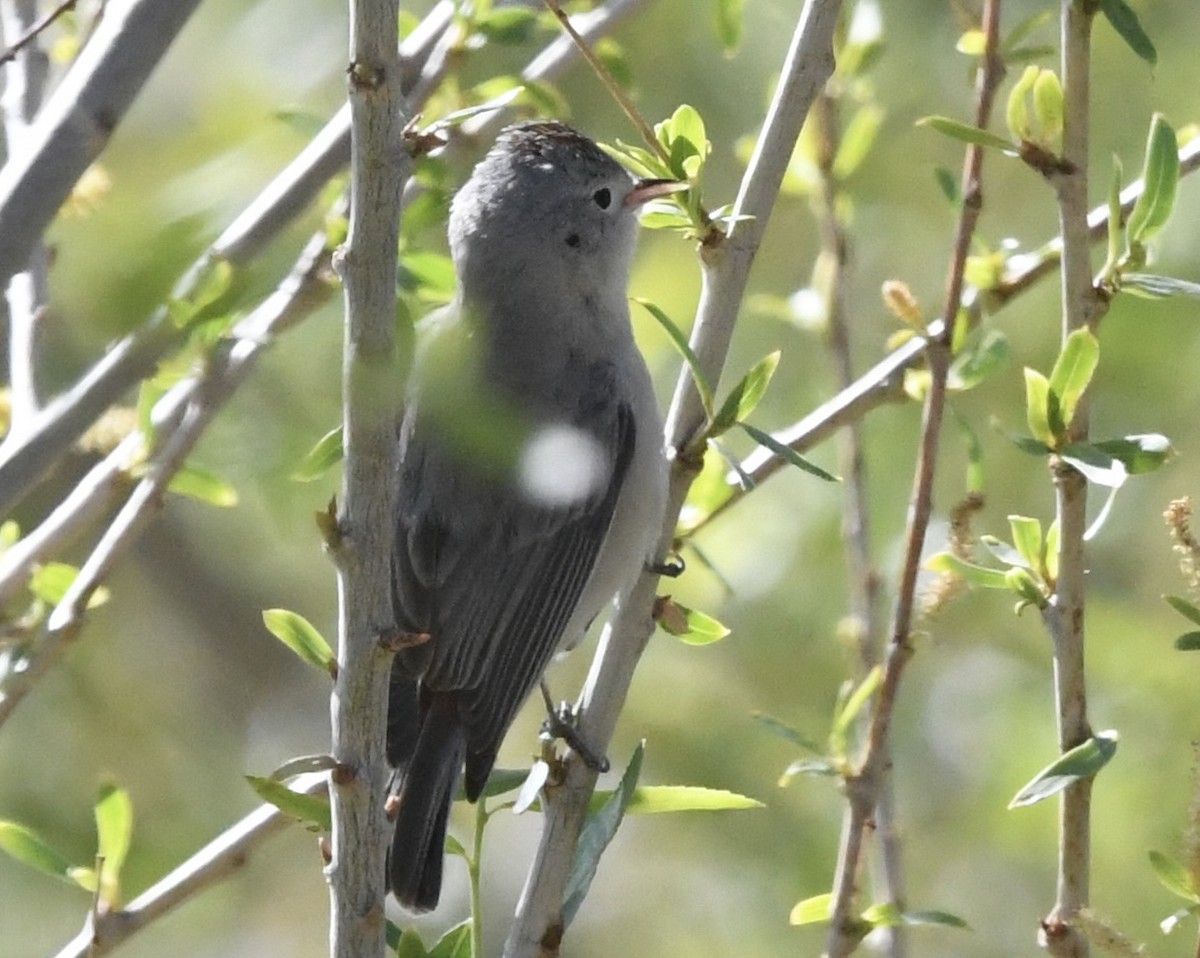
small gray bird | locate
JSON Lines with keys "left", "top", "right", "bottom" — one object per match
{"left": 387, "top": 121, "right": 676, "bottom": 912}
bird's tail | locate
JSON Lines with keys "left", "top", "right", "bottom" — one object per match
{"left": 389, "top": 693, "right": 466, "bottom": 912}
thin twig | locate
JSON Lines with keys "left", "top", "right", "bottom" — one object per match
{"left": 0, "top": 230, "right": 336, "bottom": 729}
{"left": 0, "top": 3, "right": 453, "bottom": 518}
{"left": 1, "top": 0, "right": 52, "bottom": 432}
{"left": 823, "top": 1, "right": 1003, "bottom": 952}
{"left": 0, "top": 0, "right": 75, "bottom": 66}
{"left": 504, "top": 3, "right": 843, "bottom": 954}
{"left": 811, "top": 85, "right": 903, "bottom": 956}
{"left": 538, "top": 0, "right": 669, "bottom": 167}
{"left": 53, "top": 776, "right": 329, "bottom": 958}
{"left": 692, "top": 137, "right": 1200, "bottom": 538}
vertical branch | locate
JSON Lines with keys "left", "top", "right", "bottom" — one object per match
{"left": 329, "top": 0, "right": 408, "bottom": 956}
{"left": 811, "top": 86, "right": 904, "bottom": 955}
{"left": 823, "top": 1, "right": 1004, "bottom": 953}
{"left": 1, "top": 0, "right": 51, "bottom": 433}
{"left": 1040, "top": 2, "right": 1106, "bottom": 955}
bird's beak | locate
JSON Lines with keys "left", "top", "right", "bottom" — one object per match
{"left": 625, "top": 178, "right": 689, "bottom": 208}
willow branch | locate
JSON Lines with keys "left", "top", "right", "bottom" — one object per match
{"left": 504, "top": 3, "right": 843, "bottom": 955}
{"left": 824, "top": 1, "right": 1002, "bottom": 953}
{"left": 1038, "top": 3, "right": 1106, "bottom": 956}
{"left": 53, "top": 776, "right": 329, "bottom": 958}
{"left": 326, "top": 0, "right": 408, "bottom": 954}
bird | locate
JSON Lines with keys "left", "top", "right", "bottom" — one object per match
{"left": 386, "top": 120, "right": 677, "bottom": 912}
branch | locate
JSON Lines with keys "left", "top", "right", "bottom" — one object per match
{"left": 1039, "top": 3, "right": 1106, "bottom": 956}
{"left": 53, "top": 776, "right": 329, "bottom": 958}
{"left": 326, "top": 0, "right": 407, "bottom": 955}
{"left": 1, "top": 0, "right": 53, "bottom": 431}
{"left": 693, "top": 135, "right": 1200, "bottom": 537}
{"left": 824, "top": 1, "right": 1003, "bottom": 952}
{"left": 0, "top": 0, "right": 202, "bottom": 286}
{"left": 0, "top": 4, "right": 453, "bottom": 517}
{"left": 503, "top": 3, "right": 843, "bottom": 955}
{"left": 0, "top": 228, "right": 337, "bottom": 728}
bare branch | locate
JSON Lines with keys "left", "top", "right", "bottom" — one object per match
{"left": 2, "top": 0, "right": 54, "bottom": 429}
{"left": 0, "top": 0, "right": 203, "bottom": 286}
{"left": 504, "top": 3, "right": 843, "bottom": 954}
{"left": 0, "top": 229, "right": 337, "bottom": 728}
{"left": 0, "top": 4, "right": 453, "bottom": 517}
{"left": 325, "top": 0, "right": 408, "bottom": 955}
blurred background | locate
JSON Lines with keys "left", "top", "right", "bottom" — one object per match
{"left": 2, "top": 0, "right": 1200, "bottom": 955}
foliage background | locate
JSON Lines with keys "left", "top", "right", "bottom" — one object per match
{"left": 2, "top": 0, "right": 1199, "bottom": 955}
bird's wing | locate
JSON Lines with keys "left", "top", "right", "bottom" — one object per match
{"left": 393, "top": 382, "right": 635, "bottom": 798}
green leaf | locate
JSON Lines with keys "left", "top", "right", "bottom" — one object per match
{"left": 0, "top": 821, "right": 77, "bottom": 883}
{"left": 1149, "top": 850, "right": 1200, "bottom": 903}
{"left": 292, "top": 426, "right": 344, "bottom": 482}
{"left": 1009, "top": 730, "right": 1119, "bottom": 809}
{"left": 790, "top": 893, "right": 834, "bottom": 926}
{"left": 861, "top": 902, "right": 904, "bottom": 927}
{"left": 400, "top": 251, "right": 457, "bottom": 304}
{"left": 1006, "top": 65, "right": 1038, "bottom": 142}
{"left": 1008, "top": 515, "right": 1043, "bottom": 572}
{"left": 832, "top": 666, "right": 882, "bottom": 742}
{"left": 1044, "top": 519, "right": 1060, "bottom": 583}
{"left": 738, "top": 423, "right": 838, "bottom": 482}
{"left": 779, "top": 758, "right": 840, "bottom": 784}
{"left": 0, "top": 519, "right": 18, "bottom": 551}
{"left": 934, "top": 166, "right": 960, "bottom": 205}
{"left": 948, "top": 328, "right": 1008, "bottom": 391}
{"left": 832, "top": 104, "right": 884, "bottom": 181}
{"left": 168, "top": 465, "right": 239, "bottom": 507}
{"left": 925, "top": 552, "right": 1009, "bottom": 589}
{"left": 562, "top": 741, "right": 644, "bottom": 926}
{"left": 1126, "top": 114, "right": 1178, "bottom": 247}
{"left": 1122, "top": 273, "right": 1200, "bottom": 299}
{"left": 428, "top": 920, "right": 472, "bottom": 958}
{"left": 269, "top": 754, "right": 339, "bottom": 781}
{"left": 245, "top": 776, "right": 331, "bottom": 831}
{"left": 714, "top": 0, "right": 746, "bottom": 54}
{"left": 601, "top": 785, "right": 763, "bottom": 814}
{"left": 1060, "top": 443, "right": 1128, "bottom": 489}
{"left": 980, "top": 535, "right": 1030, "bottom": 570}
{"left": 1092, "top": 434, "right": 1174, "bottom": 474}
{"left": 917, "top": 115, "right": 1016, "bottom": 154}
{"left": 1032, "top": 69, "right": 1064, "bottom": 145}
{"left": 1097, "top": 0, "right": 1157, "bottom": 64}
{"left": 394, "top": 927, "right": 431, "bottom": 957}
{"left": 1005, "top": 567, "right": 1046, "bottom": 609}
{"left": 1003, "top": 9, "right": 1054, "bottom": 54}
{"left": 473, "top": 6, "right": 538, "bottom": 43}
{"left": 262, "top": 609, "right": 336, "bottom": 677}
{"left": 1103, "top": 155, "right": 1124, "bottom": 278}
{"left": 656, "top": 104, "right": 710, "bottom": 181}
{"left": 1174, "top": 633, "right": 1200, "bottom": 652}
{"left": 1166, "top": 596, "right": 1200, "bottom": 627}
{"left": 710, "top": 352, "right": 780, "bottom": 435}
{"left": 94, "top": 783, "right": 133, "bottom": 905}
{"left": 1047, "top": 328, "right": 1099, "bottom": 433}
{"left": 635, "top": 299, "right": 713, "bottom": 420}
{"left": 750, "top": 711, "right": 824, "bottom": 753}
{"left": 657, "top": 601, "right": 731, "bottom": 645}
{"left": 901, "top": 910, "right": 971, "bottom": 929}
{"left": 1023, "top": 367, "right": 1055, "bottom": 446}
{"left": 29, "top": 562, "right": 110, "bottom": 609}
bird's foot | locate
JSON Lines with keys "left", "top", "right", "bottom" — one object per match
{"left": 539, "top": 682, "right": 610, "bottom": 773}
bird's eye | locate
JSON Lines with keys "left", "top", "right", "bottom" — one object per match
{"left": 592, "top": 187, "right": 612, "bottom": 210}
{"left": 565, "top": 233, "right": 581, "bottom": 248}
